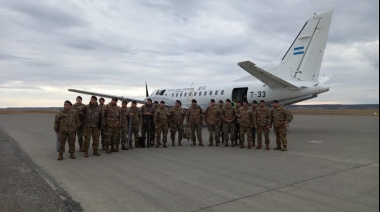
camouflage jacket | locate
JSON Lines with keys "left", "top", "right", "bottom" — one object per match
{"left": 102, "top": 103, "right": 121, "bottom": 128}
{"left": 141, "top": 104, "right": 155, "bottom": 123}
{"left": 186, "top": 105, "right": 203, "bottom": 124}
{"left": 82, "top": 103, "right": 102, "bottom": 128}
{"left": 154, "top": 107, "right": 170, "bottom": 126}
{"left": 221, "top": 106, "right": 236, "bottom": 123}
{"left": 72, "top": 102, "right": 85, "bottom": 125}
{"left": 120, "top": 107, "right": 129, "bottom": 127}
{"left": 54, "top": 109, "right": 79, "bottom": 133}
{"left": 254, "top": 106, "right": 271, "bottom": 127}
{"left": 237, "top": 106, "right": 253, "bottom": 127}
{"left": 270, "top": 106, "right": 292, "bottom": 127}
{"left": 169, "top": 106, "right": 185, "bottom": 126}
{"left": 204, "top": 105, "right": 221, "bottom": 125}
{"left": 128, "top": 107, "right": 142, "bottom": 125}
{"left": 235, "top": 105, "right": 241, "bottom": 123}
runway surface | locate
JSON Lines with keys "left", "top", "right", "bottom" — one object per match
{"left": 0, "top": 114, "right": 378, "bottom": 212}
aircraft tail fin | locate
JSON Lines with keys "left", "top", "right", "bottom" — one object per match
{"left": 276, "top": 10, "right": 333, "bottom": 82}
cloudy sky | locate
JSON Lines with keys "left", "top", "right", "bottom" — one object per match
{"left": 0, "top": 0, "right": 378, "bottom": 108}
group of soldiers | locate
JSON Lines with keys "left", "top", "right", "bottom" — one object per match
{"left": 54, "top": 95, "right": 292, "bottom": 160}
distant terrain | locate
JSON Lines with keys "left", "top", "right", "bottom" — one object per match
{"left": 0, "top": 104, "right": 378, "bottom": 116}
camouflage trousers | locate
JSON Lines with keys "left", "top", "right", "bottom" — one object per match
{"left": 274, "top": 126, "right": 287, "bottom": 148}
{"left": 190, "top": 123, "right": 203, "bottom": 143}
{"left": 257, "top": 126, "right": 270, "bottom": 146}
{"left": 76, "top": 125, "right": 84, "bottom": 145}
{"left": 141, "top": 122, "right": 155, "bottom": 145}
{"left": 83, "top": 127, "right": 100, "bottom": 151}
{"left": 219, "top": 124, "right": 224, "bottom": 142}
{"left": 121, "top": 125, "right": 129, "bottom": 146}
{"left": 235, "top": 123, "right": 240, "bottom": 144}
{"left": 240, "top": 126, "right": 252, "bottom": 146}
{"left": 170, "top": 124, "right": 183, "bottom": 144}
{"left": 130, "top": 124, "right": 140, "bottom": 145}
{"left": 105, "top": 127, "right": 120, "bottom": 146}
{"left": 156, "top": 124, "right": 168, "bottom": 145}
{"left": 58, "top": 132, "right": 75, "bottom": 154}
{"left": 100, "top": 129, "right": 106, "bottom": 146}
{"left": 223, "top": 123, "right": 235, "bottom": 144}
{"left": 207, "top": 124, "right": 220, "bottom": 144}
{"left": 251, "top": 127, "right": 256, "bottom": 145}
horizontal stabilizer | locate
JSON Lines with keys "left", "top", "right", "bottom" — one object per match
{"left": 238, "top": 61, "right": 299, "bottom": 89}
{"left": 68, "top": 89, "right": 146, "bottom": 104}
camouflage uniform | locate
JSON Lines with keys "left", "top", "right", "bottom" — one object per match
{"left": 169, "top": 106, "right": 185, "bottom": 146}
{"left": 154, "top": 107, "right": 170, "bottom": 147}
{"left": 120, "top": 107, "right": 130, "bottom": 149}
{"left": 82, "top": 103, "right": 102, "bottom": 154}
{"left": 234, "top": 105, "right": 241, "bottom": 145}
{"left": 128, "top": 106, "right": 142, "bottom": 148}
{"left": 254, "top": 106, "right": 271, "bottom": 148}
{"left": 221, "top": 106, "right": 236, "bottom": 147}
{"left": 54, "top": 109, "right": 79, "bottom": 154}
{"left": 237, "top": 106, "right": 253, "bottom": 148}
{"left": 218, "top": 105, "right": 224, "bottom": 142}
{"left": 141, "top": 104, "right": 155, "bottom": 147}
{"left": 271, "top": 106, "right": 292, "bottom": 150}
{"left": 72, "top": 102, "right": 85, "bottom": 149}
{"left": 186, "top": 105, "right": 204, "bottom": 146}
{"left": 99, "top": 104, "right": 106, "bottom": 149}
{"left": 204, "top": 105, "right": 221, "bottom": 146}
{"left": 251, "top": 105, "right": 258, "bottom": 145}
{"left": 102, "top": 103, "right": 121, "bottom": 153}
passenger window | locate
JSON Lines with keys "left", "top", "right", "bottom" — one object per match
{"left": 165, "top": 94, "right": 167, "bottom": 96}
{"left": 184, "top": 93, "right": 187, "bottom": 97}
{"left": 189, "top": 92, "right": 192, "bottom": 96}
{"left": 221, "top": 90, "right": 224, "bottom": 95}
{"left": 172, "top": 93, "right": 174, "bottom": 97}
{"left": 176, "top": 93, "right": 178, "bottom": 97}
{"left": 180, "top": 93, "right": 182, "bottom": 97}
{"left": 204, "top": 91, "right": 207, "bottom": 96}
{"left": 215, "top": 90, "right": 218, "bottom": 95}
{"left": 199, "top": 92, "right": 202, "bottom": 96}
{"left": 194, "top": 92, "right": 197, "bottom": 96}
{"left": 209, "top": 91, "right": 212, "bottom": 95}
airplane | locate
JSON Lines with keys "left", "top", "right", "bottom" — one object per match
{"left": 69, "top": 10, "right": 333, "bottom": 110}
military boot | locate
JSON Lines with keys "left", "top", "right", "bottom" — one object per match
{"left": 178, "top": 140, "right": 182, "bottom": 146}
{"left": 266, "top": 145, "right": 270, "bottom": 150}
{"left": 121, "top": 145, "right": 128, "bottom": 150}
{"left": 57, "top": 153, "right": 63, "bottom": 160}
{"left": 102, "top": 145, "right": 106, "bottom": 150}
{"left": 69, "top": 153, "right": 76, "bottom": 159}
{"left": 135, "top": 142, "right": 141, "bottom": 148}
{"left": 192, "top": 141, "right": 196, "bottom": 146}
{"left": 281, "top": 146, "right": 287, "bottom": 151}
{"left": 93, "top": 149, "right": 101, "bottom": 156}
{"left": 231, "top": 142, "right": 235, "bottom": 147}
{"left": 208, "top": 142, "right": 213, "bottom": 146}
{"left": 216, "top": 142, "right": 219, "bottom": 147}
{"left": 115, "top": 145, "right": 120, "bottom": 152}
{"left": 256, "top": 145, "right": 262, "bottom": 149}
{"left": 240, "top": 144, "right": 245, "bottom": 149}
{"left": 172, "top": 141, "right": 175, "bottom": 146}
{"left": 224, "top": 141, "right": 229, "bottom": 147}
{"left": 273, "top": 146, "right": 282, "bottom": 150}
{"left": 79, "top": 144, "right": 84, "bottom": 152}
{"left": 129, "top": 143, "right": 133, "bottom": 149}
{"left": 248, "top": 143, "right": 252, "bottom": 149}
{"left": 106, "top": 146, "right": 112, "bottom": 154}
{"left": 84, "top": 150, "right": 89, "bottom": 157}
{"left": 163, "top": 144, "right": 168, "bottom": 148}
{"left": 111, "top": 145, "right": 116, "bottom": 152}
{"left": 199, "top": 142, "right": 204, "bottom": 147}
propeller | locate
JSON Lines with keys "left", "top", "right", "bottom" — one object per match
{"left": 145, "top": 82, "right": 149, "bottom": 97}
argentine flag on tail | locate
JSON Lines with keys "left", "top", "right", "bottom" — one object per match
{"left": 293, "top": 46, "right": 304, "bottom": 55}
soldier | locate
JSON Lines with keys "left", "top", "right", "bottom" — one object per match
{"left": 254, "top": 100, "right": 271, "bottom": 150}
{"left": 102, "top": 97, "right": 121, "bottom": 154}
{"left": 169, "top": 100, "right": 185, "bottom": 146}
{"left": 234, "top": 101, "right": 241, "bottom": 146}
{"left": 120, "top": 100, "right": 129, "bottom": 150}
{"left": 82, "top": 96, "right": 102, "bottom": 157}
{"left": 99, "top": 97, "right": 106, "bottom": 150}
{"left": 221, "top": 99, "right": 236, "bottom": 147}
{"left": 186, "top": 99, "right": 204, "bottom": 146}
{"left": 218, "top": 100, "right": 224, "bottom": 143}
{"left": 54, "top": 100, "right": 79, "bottom": 160}
{"left": 251, "top": 100, "right": 258, "bottom": 146}
{"left": 73, "top": 96, "right": 85, "bottom": 152}
{"left": 237, "top": 100, "right": 254, "bottom": 148}
{"left": 154, "top": 101, "right": 170, "bottom": 148}
{"left": 141, "top": 98, "right": 155, "bottom": 147}
{"left": 152, "top": 101, "right": 159, "bottom": 144}
{"left": 270, "top": 100, "right": 292, "bottom": 151}
{"left": 204, "top": 99, "right": 221, "bottom": 146}
{"left": 128, "top": 101, "right": 142, "bottom": 148}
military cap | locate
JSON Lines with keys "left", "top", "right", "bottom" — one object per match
{"left": 219, "top": 100, "right": 223, "bottom": 103}
{"left": 260, "top": 100, "right": 265, "bottom": 103}
{"left": 160, "top": 100, "right": 165, "bottom": 104}
{"left": 242, "top": 99, "right": 248, "bottom": 103}
{"left": 176, "top": 100, "right": 182, "bottom": 106}
{"left": 272, "top": 100, "right": 279, "bottom": 103}
{"left": 226, "top": 99, "right": 231, "bottom": 103}
{"left": 91, "top": 95, "right": 97, "bottom": 100}
{"left": 132, "top": 101, "right": 137, "bottom": 104}
{"left": 252, "top": 100, "right": 257, "bottom": 104}
{"left": 112, "top": 97, "right": 118, "bottom": 101}
{"left": 154, "top": 101, "right": 159, "bottom": 104}
{"left": 210, "top": 99, "right": 215, "bottom": 103}
{"left": 99, "top": 97, "right": 105, "bottom": 101}
{"left": 64, "top": 100, "right": 72, "bottom": 106}
{"left": 122, "top": 100, "right": 127, "bottom": 104}
{"left": 147, "top": 98, "right": 152, "bottom": 101}
{"left": 192, "top": 99, "right": 197, "bottom": 103}
{"left": 76, "top": 96, "right": 82, "bottom": 100}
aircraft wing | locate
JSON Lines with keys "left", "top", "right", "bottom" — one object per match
{"left": 68, "top": 89, "right": 146, "bottom": 104}
{"left": 238, "top": 61, "right": 299, "bottom": 89}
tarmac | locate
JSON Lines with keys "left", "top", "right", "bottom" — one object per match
{"left": 0, "top": 114, "right": 378, "bottom": 212}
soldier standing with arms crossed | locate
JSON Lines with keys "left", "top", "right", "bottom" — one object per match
{"left": 254, "top": 100, "right": 271, "bottom": 150}
{"left": 102, "top": 97, "right": 121, "bottom": 154}
{"left": 54, "top": 100, "right": 79, "bottom": 160}
{"left": 169, "top": 100, "right": 185, "bottom": 146}
{"left": 154, "top": 101, "right": 170, "bottom": 148}
{"left": 82, "top": 96, "right": 102, "bottom": 157}
{"left": 141, "top": 98, "right": 155, "bottom": 147}
{"left": 128, "top": 101, "right": 142, "bottom": 148}
{"left": 73, "top": 96, "right": 85, "bottom": 152}
{"left": 204, "top": 99, "right": 221, "bottom": 146}
{"left": 221, "top": 99, "right": 236, "bottom": 147}
{"left": 186, "top": 99, "right": 204, "bottom": 146}
{"left": 270, "top": 100, "right": 292, "bottom": 151}
{"left": 237, "top": 100, "right": 254, "bottom": 149}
